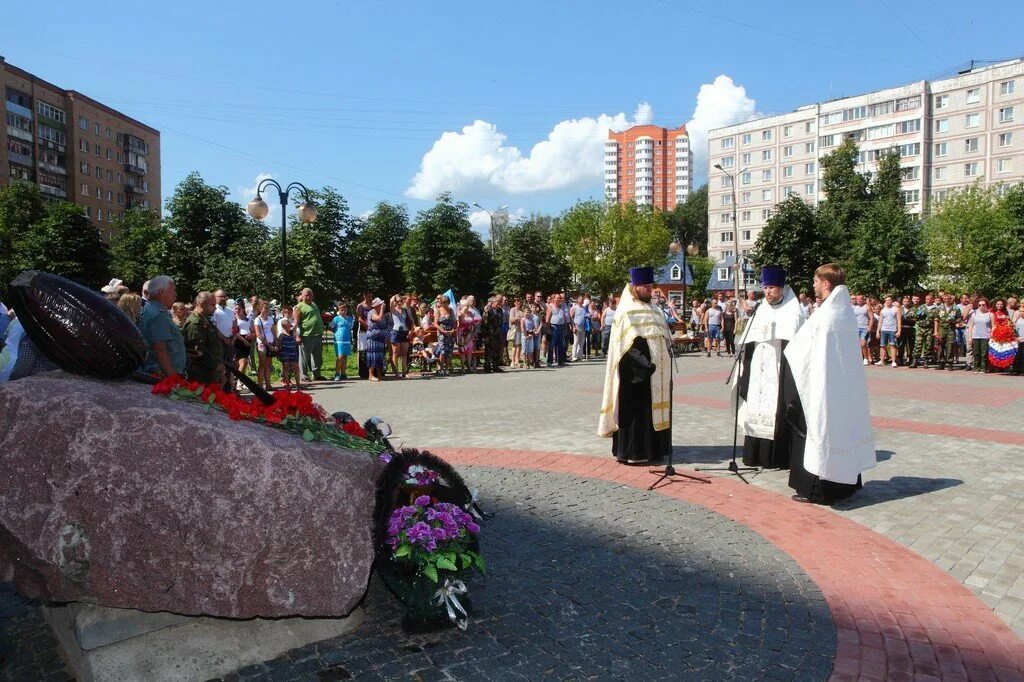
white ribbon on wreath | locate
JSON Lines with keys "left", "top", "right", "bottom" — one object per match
{"left": 432, "top": 578, "right": 469, "bottom": 630}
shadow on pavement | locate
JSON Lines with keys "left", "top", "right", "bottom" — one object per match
{"left": 834, "top": 476, "right": 963, "bottom": 510}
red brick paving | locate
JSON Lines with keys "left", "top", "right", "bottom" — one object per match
{"left": 866, "top": 376, "right": 1024, "bottom": 408}
{"left": 432, "top": 447, "right": 1024, "bottom": 681}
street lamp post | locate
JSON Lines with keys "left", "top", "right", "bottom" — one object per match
{"left": 246, "top": 179, "right": 318, "bottom": 304}
{"left": 714, "top": 163, "right": 746, "bottom": 303}
{"left": 472, "top": 202, "right": 508, "bottom": 255}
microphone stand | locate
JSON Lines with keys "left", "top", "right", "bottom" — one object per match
{"left": 695, "top": 302, "right": 760, "bottom": 484}
{"left": 648, "top": 336, "right": 710, "bottom": 491}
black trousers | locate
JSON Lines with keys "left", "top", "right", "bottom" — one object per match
{"left": 723, "top": 329, "right": 736, "bottom": 355}
{"left": 1014, "top": 342, "right": 1024, "bottom": 374}
{"left": 899, "top": 329, "right": 915, "bottom": 365}
{"left": 972, "top": 338, "right": 988, "bottom": 371}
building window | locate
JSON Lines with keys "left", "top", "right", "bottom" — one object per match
{"left": 896, "top": 96, "right": 921, "bottom": 111}
{"left": 934, "top": 166, "right": 945, "bottom": 180}
{"left": 107, "top": 170, "right": 113, "bottom": 181}
{"left": 36, "top": 101, "right": 66, "bottom": 123}
{"left": 762, "top": 149, "right": 772, "bottom": 162}
{"left": 966, "top": 88, "right": 980, "bottom": 104}
{"left": 997, "top": 158, "right": 1012, "bottom": 174}
{"left": 1000, "top": 80, "right": 1016, "bottom": 96}
{"left": 105, "top": 127, "right": 112, "bottom": 140}
{"left": 94, "top": 145, "right": 100, "bottom": 157}
{"left": 783, "top": 145, "right": 793, "bottom": 158}
{"left": 79, "top": 116, "right": 88, "bottom": 130}
{"left": 934, "top": 142, "right": 948, "bottom": 157}
{"left": 80, "top": 162, "right": 89, "bottom": 174}
{"left": 720, "top": 176, "right": 733, "bottom": 188}
{"left": 935, "top": 95, "right": 948, "bottom": 109}
{"left": 81, "top": 183, "right": 89, "bottom": 196}
{"left": 116, "top": 152, "right": 123, "bottom": 164}
{"left": 805, "top": 121, "right": 814, "bottom": 133}
{"left": 964, "top": 162, "right": 979, "bottom": 177}
{"left": 741, "top": 152, "right": 751, "bottom": 165}
{"left": 720, "top": 214, "right": 733, "bottom": 224}
{"left": 783, "top": 166, "right": 794, "bottom": 178}
{"left": 762, "top": 189, "right": 773, "bottom": 201}
{"left": 741, "top": 172, "right": 751, "bottom": 185}
{"left": 784, "top": 186, "right": 797, "bottom": 197}
{"left": 899, "top": 142, "right": 921, "bottom": 157}
{"left": 721, "top": 138, "right": 734, "bottom": 149}
{"left": 741, "top": 211, "right": 751, "bottom": 222}
{"left": 805, "top": 162, "right": 816, "bottom": 174}
{"left": 761, "top": 209, "right": 771, "bottom": 220}
{"left": 805, "top": 183, "right": 815, "bottom": 195}
{"left": 720, "top": 231, "right": 734, "bottom": 242}
{"left": 720, "top": 157, "right": 735, "bottom": 169}
{"left": 94, "top": 123, "right": 100, "bottom": 135}
{"left": 117, "top": 173, "right": 123, "bottom": 183}
{"left": 935, "top": 119, "right": 949, "bottom": 133}
{"left": 761, "top": 169, "right": 772, "bottom": 182}
{"left": 117, "top": 193, "right": 124, "bottom": 206}
{"left": 999, "top": 132, "right": 1013, "bottom": 147}
{"left": 805, "top": 142, "right": 815, "bottom": 153}
{"left": 721, "top": 194, "right": 733, "bottom": 206}
{"left": 741, "top": 133, "right": 751, "bottom": 145}
{"left": 106, "top": 148, "right": 113, "bottom": 161}
{"left": 107, "top": 189, "right": 113, "bottom": 202}
{"left": 670, "top": 265, "right": 681, "bottom": 280}
{"left": 898, "top": 119, "right": 921, "bottom": 134}
{"left": 717, "top": 268, "right": 730, "bottom": 282}
{"left": 783, "top": 125, "right": 792, "bottom": 138}
{"left": 84, "top": 207, "right": 91, "bottom": 219}
{"left": 762, "top": 130, "right": 772, "bottom": 141}
{"left": 820, "top": 134, "right": 836, "bottom": 148}
{"left": 96, "top": 187, "right": 102, "bottom": 199}
{"left": 965, "top": 138, "right": 979, "bottom": 153}
{"left": 96, "top": 166, "right": 102, "bottom": 178}
{"left": 999, "top": 107, "right": 1014, "bottom": 123}
{"left": 741, "top": 229, "right": 751, "bottom": 241}
{"left": 965, "top": 113, "right": 980, "bottom": 128}
{"left": 900, "top": 166, "right": 920, "bottom": 181}
{"left": 901, "top": 190, "right": 920, "bottom": 204}
{"left": 97, "top": 208, "right": 103, "bottom": 222}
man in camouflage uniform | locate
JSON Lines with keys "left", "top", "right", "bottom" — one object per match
{"left": 912, "top": 293, "right": 934, "bottom": 367}
{"left": 934, "top": 293, "right": 961, "bottom": 371}
{"left": 481, "top": 296, "right": 505, "bottom": 373}
{"left": 182, "top": 291, "right": 225, "bottom": 384}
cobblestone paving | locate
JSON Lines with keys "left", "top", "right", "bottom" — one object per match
{"left": 223, "top": 468, "right": 835, "bottom": 681}
{"left": 0, "top": 583, "right": 74, "bottom": 682}
{"left": 308, "top": 355, "right": 1024, "bottom": 635}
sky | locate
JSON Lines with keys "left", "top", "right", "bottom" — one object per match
{"left": 4, "top": 0, "right": 1022, "bottom": 234}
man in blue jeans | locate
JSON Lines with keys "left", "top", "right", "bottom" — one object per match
{"left": 851, "top": 294, "right": 871, "bottom": 365}
{"left": 546, "top": 293, "right": 568, "bottom": 367}
{"left": 702, "top": 300, "right": 724, "bottom": 357}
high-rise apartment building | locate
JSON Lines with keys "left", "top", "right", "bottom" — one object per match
{"left": 707, "top": 59, "right": 1024, "bottom": 263}
{"left": 605, "top": 124, "right": 692, "bottom": 210}
{"left": 2, "top": 56, "right": 160, "bottom": 239}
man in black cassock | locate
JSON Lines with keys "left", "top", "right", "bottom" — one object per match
{"left": 732, "top": 267, "right": 806, "bottom": 469}
{"left": 598, "top": 267, "right": 673, "bottom": 464}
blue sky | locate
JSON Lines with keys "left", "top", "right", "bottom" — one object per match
{"left": 4, "top": 0, "right": 1022, "bottom": 232}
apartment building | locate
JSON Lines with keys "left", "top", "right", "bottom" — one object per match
{"left": 2, "top": 56, "right": 160, "bottom": 239}
{"left": 605, "top": 124, "right": 692, "bottom": 210}
{"left": 707, "top": 59, "right": 1024, "bottom": 263}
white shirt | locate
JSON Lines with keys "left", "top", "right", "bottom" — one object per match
{"left": 212, "top": 305, "right": 235, "bottom": 337}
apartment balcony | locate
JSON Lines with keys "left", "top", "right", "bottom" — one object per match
{"left": 5, "top": 100, "right": 32, "bottom": 118}
{"left": 7, "top": 126, "right": 34, "bottom": 142}
{"left": 8, "top": 151, "right": 33, "bottom": 167}
{"left": 126, "top": 181, "right": 149, "bottom": 195}
{"left": 39, "top": 184, "right": 67, "bottom": 199}
{"left": 125, "top": 136, "right": 150, "bottom": 155}
{"left": 39, "top": 162, "right": 66, "bottom": 175}
{"left": 125, "top": 162, "right": 147, "bottom": 176}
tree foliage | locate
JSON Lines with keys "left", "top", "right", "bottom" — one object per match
{"left": 0, "top": 181, "right": 48, "bottom": 289}
{"left": 492, "top": 216, "right": 567, "bottom": 295}
{"left": 816, "top": 137, "right": 868, "bottom": 259}
{"left": 19, "top": 201, "right": 109, "bottom": 288}
{"left": 347, "top": 201, "right": 410, "bottom": 299}
{"left": 751, "top": 196, "right": 828, "bottom": 295}
{"left": 278, "top": 187, "right": 357, "bottom": 306}
{"left": 550, "top": 201, "right": 671, "bottom": 295}
{"left": 109, "top": 208, "right": 169, "bottom": 290}
{"left": 400, "top": 193, "right": 494, "bottom": 300}
{"left": 664, "top": 184, "right": 709, "bottom": 255}
{"left": 923, "top": 183, "right": 1024, "bottom": 296}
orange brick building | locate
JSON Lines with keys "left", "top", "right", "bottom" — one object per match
{"left": 604, "top": 124, "right": 692, "bottom": 210}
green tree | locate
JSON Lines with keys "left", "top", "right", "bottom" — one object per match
{"left": 108, "top": 208, "right": 169, "bottom": 290}
{"left": 163, "top": 172, "right": 255, "bottom": 301}
{"left": 492, "top": 216, "right": 566, "bottom": 295}
{"left": 19, "top": 201, "right": 109, "bottom": 287}
{"left": 686, "top": 256, "right": 716, "bottom": 302}
{"left": 844, "top": 149, "right": 927, "bottom": 294}
{"left": 347, "top": 201, "right": 410, "bottom": 299}
{"left": 751, "top": 195, "right": 828, "bottom": 295}
{"left": 401, "top": 193, "right": 494, "bottom": 300}
{"left": 816, "top": 137, "right": 868, "bottom": 258}
{"left": 198, "top": 217, "right": 274, "bottom": 300}
{"left": 277, "top": 187, "right": 356, "bottom": 306}
{"left": 923, "top": 184, "right": 1017, "bottom": 295}
{"left": 664, "top": 184, "right": 709, "bottom": 255}
{"left": 550, "top": 200, "right": 671, "bottom": 295}
{"left": 0, "top": 181, "right": 48, "bottom": 288}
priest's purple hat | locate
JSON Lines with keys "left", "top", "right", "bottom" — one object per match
{"left": 629, "top": 266, "right": 654, "bottom": 285}
{"left": 761, "top": 266, "right": 786, "bottom": 287}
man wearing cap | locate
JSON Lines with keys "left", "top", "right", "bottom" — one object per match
{"left": 785, "top": 263, "right": 875, "bottom": 504}
{"left": 734, "top": 266, "right": 806, "bottom": 470}
{"left": 598, "top": 266, "right": 673, "bottom": 465}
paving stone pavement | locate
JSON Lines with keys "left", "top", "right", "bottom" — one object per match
{"left": 216, "top": 468, "right": 834, "bottom": 682}
{"left": 307, "top": 355, "right": 1024, "bottom": 636}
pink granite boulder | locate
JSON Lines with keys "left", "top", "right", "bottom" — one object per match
{"left": 0, "top": 372, "right": 380, "bottom": 618}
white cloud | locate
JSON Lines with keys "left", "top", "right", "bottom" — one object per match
{"left": 236, "top": 172, "right": 280, "bottom": 226}
{"left": 406, "top": 103, "right": 652, "bottom": 200}
{"left": 684, "top": 75, "right": 758, "bottom": 179}
{"left": 405, "top": 76, "right": 759, "bottom": 198}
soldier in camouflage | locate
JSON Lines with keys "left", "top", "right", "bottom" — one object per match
{"left": 934, "top": 293, "right": 961, "bottom": 371}
{"left": 912, "top": 293, "right": 934, "bottom": 367}
{"left": 481, "top": 296, "right": 505, "bottom": 373}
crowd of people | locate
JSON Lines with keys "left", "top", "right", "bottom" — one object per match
{"left": 3, "top": 274, "right": 1022, "bottom": 388}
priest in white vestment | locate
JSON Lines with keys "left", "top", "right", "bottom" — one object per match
{"left": 785, "top": 263, "right": 876, "bottom": 504}
{"left": 733, "top": 267, "right": 806, "bottom": 469}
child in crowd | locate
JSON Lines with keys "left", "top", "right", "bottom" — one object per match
{"left": 277, "top": 317, "right": 301, "bottom": 390}
{"left": 330, "top": 303, "right": 354, "bottom": 381}
{"left": 522, "top": 306, "right": 537, "bottom": 368}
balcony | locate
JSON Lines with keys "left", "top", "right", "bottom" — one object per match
{"left": 39, "top": 184, "right": 67, "bottom": 199}
{"left": 39, "top": 162, "right": 66, "bottom": 175}
{"left": 125, "top": 162, "right": 147, "bottom": 175}
{"left": 125, "top": 135, "right": 150, "bottom": 155}
{"left": 8, "top": 151, "right": 33, "bottom": 167}
{"left": 126, "top": 181, "right": 149, "bottom": 194}
{"left": 5, "top": 99, "right": 32, "bottom": 118}
{"left": 7, "top": 126, "right": 33, "bottom": 142}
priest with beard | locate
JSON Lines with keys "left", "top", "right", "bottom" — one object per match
{"left": 785, "top": 263, "right": 876, "bottom": 504}
{"left": 734, "top": 266, "right": 806, "bottom": 470}
{"left": 598, "top": 266, "right": 673, "bottom": 465}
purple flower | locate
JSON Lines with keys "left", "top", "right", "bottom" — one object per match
{"left": 466, "top": 521, "right": 480, "bottom": 534}
{"left": 414, "top": 495, "right": 431, "bottom": 507}
{"left": 406, "top": 521, "right": 433, "bottom": 544}
{"left": 378, "top": 452, "right": 392, "bottom": 464}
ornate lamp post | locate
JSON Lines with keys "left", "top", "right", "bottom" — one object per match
{"left": 246, "top": 179, "right": 317, "bottom": 304}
